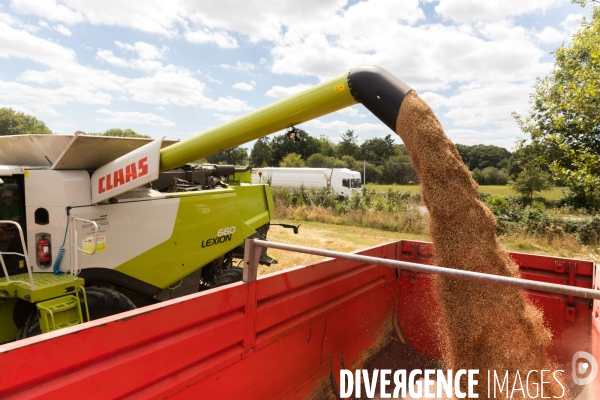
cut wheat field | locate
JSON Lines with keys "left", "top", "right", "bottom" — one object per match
{"left": 258, "top": 219, "right": 598, "bottom": 276}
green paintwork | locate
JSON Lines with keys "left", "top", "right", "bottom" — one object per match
{"left": 0, "top": 298, "right": 18, "bottom": 344}
{"left": 0, "top": 273, "right": 85, "bottom": 303}
{"left": 228, "top": 170, "right": 252, "bottom": 186}
{"left": 114, "top": 185, "right": 272, "bottom": 288}
{"left": 37, "top": 294, "right": 85, "bottom": 333}
{"left": 159, "top": 74, "right": 357, "bottom": 171}
{"left": 0, "top": 274, "right": 86, "bottom": 342}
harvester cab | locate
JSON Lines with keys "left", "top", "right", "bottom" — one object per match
{"left": 0, "top": 65, "right": 413, "bottom": 343}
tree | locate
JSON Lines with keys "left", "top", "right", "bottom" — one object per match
{"left": 306, "top": 153, "right": 334, "bottom": 168}
{"left": 89, "top": 128, "right": 150, "bottom": 138}
{"left": 337, "top": 130, "right": 360, "bottom": 158}
{"left": 481, "top": 167, "right": 508, "bottom": 185}
{"left": 455, "top": 144, "right": 511, "bottom": 170}
{"left": 511, "top": 166, "right": 552, "bottom": 201}
{"left": 269, "top": 130, "right": 320, "bottom": 165}
{"left": 471, "top": 168, "right": 485, "bottom": 185}
{"left": 0, "top": 108, "right": 52, "bottom": 135}
{"left": 515, "top": 8, "right": 600, "bottom": 208}
{"left": 250, "top": 138, "right": 272, "bottom": 167}
{"left": 380, "top": 155, "right": 418, "bottom": 184}
{"left": 361, "top": 134, "right": 395, "bottom": 164}
{"left": 205, "top": 146, "right": 248, "bottom": 165}
{"left": 317, "top": 135, "right": 336, "bottom": 157}
{"left": 279, "top": 153, "right": 305, "bottom": 167}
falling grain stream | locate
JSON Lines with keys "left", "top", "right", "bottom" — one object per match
{"left": 395, "top": 91, "right": 565, "bottom": 399}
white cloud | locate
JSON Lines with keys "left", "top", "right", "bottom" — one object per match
{"left": 96, "top": 49, "right": 163, "bottom": 71}
{"left": 59, "top": 0, "right": 183, "bottom": 36}
{"left": 220, "top": 61, "right": 256, "bottom": 71}
{"left": 11, "top": 0, "right": 84, "bottom": 24}
{"left": 94, "top": 109, "right": 176, "bottom": 126}
{"left": 445, "top": 128, "right": 518, "bottom": 149}
{"left": 213, "top": 113, "right": 236, "bottom": 122}
{"left": 265, "top": 83, "right": 312, "bottom": 98}
{"left": 125, "top": 67, "right": 253, "bottom": 111}
{"left": 19, "top": 63, "right": 127, "bottom": 93}
{"left": 434, "top": 0, "right": 566, "bottom": 23}
{"left": 0, "top": 20, "right": 76, "bottom": 64}
{"left": 0, "top": 80, "right": 113, "bottom": 106}
{"left": 232, "top": 80, "right": 256, "bottom": 91}
{"left": 115, "top": 41, "right": 167, "bottom": 60}
{"left": 303, "top": 119, "right": 390, "bottom": 135}
{"left": 36, "top": 107, "right": 64, "bottom": 117}
{"left": 156, "top": 106, "right": 165, "bottom": 111}
{"left": 0, "top": 12, "right": 20, "bottom": 26}
{"left": 185, "top": 27, "right": 238, "bottom": 48}
{"left": 51, "top": 122, "right": 76, "bottom": 128}
{"left": 536, "top": 26, "right": 564, "bottom": 44}
{"left": 53, "top": 24, "right": 71, "bottom": 36}
{"left": 336, "top": 107, "right": 361, "bottom": 117}
{"left": 561, "top": 13, "right": 584, "bottom": 37}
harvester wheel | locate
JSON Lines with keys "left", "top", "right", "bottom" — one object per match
{"left": 210, "top": 267, "right": 244, "bottom": 288}
{"left": 17, "top": 287, "right": 136, "bottom": 339}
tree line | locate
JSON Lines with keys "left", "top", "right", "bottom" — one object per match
{"left": 206, "top": 129, "right": 520, "bottom": 187}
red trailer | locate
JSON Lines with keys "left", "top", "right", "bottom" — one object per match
{"left": 0, "top": 239, "right": 598, "bottom": 399}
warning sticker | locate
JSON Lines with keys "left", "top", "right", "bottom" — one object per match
{"left": 80, "top": 214, "right": 110, "bottom": 235}
{"left": 82, "top": 236, "right": 106, "bottom": 255}
{"left": 334, "top": 84, "right": 345, "bottom": 93}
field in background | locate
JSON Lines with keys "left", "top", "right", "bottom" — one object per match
{"left": 261, "top": 220, "right": 599, "bottom": 276}
{"left": 365, "top": 184, "right": 565, "bottom": 200}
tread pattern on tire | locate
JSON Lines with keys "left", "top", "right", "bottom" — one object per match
{"left": 210, "top": 267, "right": 243, "bottom": 288}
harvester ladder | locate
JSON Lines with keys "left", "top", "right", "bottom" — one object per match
{"left": 36, "top": 286, "right": 90, "bottom": 333}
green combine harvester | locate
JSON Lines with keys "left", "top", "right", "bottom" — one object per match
{"left": 0, "top": 65, "right": 412, "bottom": 342}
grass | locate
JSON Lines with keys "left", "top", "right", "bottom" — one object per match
{"left": 260, "top": 220, "right": 429, "bottom": 276}
{"left": 365, "top": 184, "right": 565, "bottom": 200}
{"left": 261, "top": 219, "right": 599, "bottom": 276}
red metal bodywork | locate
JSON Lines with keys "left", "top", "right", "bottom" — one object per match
{"left": 0, "top": 240, "right": 597, "bottom": 399}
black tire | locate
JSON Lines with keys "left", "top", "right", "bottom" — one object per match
{"left": 17, "top": 287, "right": 136, "bottom": 339}
{"left": 13, "top": 299, "right": 36, "bottom": 329}
{"left": 210, "top": 267, "right": 244, "bottom": 288}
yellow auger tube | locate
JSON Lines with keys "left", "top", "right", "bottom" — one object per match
{"left": 159, "top": 74, "right": 357, "bottom": 172}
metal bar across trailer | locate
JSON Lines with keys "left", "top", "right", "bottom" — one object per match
{"left": 244, "top": 238, "right": 600, "bottom": 300}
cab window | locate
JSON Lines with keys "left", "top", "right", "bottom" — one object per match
{"left": 0, "top": 176, "right": 26, "bottom": 275}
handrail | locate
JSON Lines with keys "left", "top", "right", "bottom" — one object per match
{"left": 243, "top": 239, "right": 600, "bottom": 300}
{"left": 70, "top": 217, "right": 99, "bottom": 278}
{"left": 0, "top": 220, "right": 35, "bottom": 289}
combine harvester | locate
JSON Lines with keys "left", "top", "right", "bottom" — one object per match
{"left": 0, "top": 66, "right": 599, "bottom": 398}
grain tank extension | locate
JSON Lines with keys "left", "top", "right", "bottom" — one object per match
{"left": 0, "top": 66, "right": 412, "bottom": 342}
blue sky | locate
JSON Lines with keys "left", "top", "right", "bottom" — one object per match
{"left": 0, "top": 0, "right": 592, "bottom": 150}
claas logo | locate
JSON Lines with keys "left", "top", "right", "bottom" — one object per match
{"left": 98, "top": 157, "right": 149, "bottom": 194}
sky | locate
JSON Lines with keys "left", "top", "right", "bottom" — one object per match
{"left": 0, "top": 0, "right": 592, "bottom": 151}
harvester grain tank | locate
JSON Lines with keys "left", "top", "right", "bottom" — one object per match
{"left": 0, "top": 66, "right": 412, "bottom": 342}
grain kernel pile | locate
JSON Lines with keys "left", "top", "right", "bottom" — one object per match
{"left": 395, "top": 91, "right": 563, "bottom": 399}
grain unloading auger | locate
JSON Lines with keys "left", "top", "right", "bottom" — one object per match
{"left": 0, "top": 66, "right": 413, "bottom": 342}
